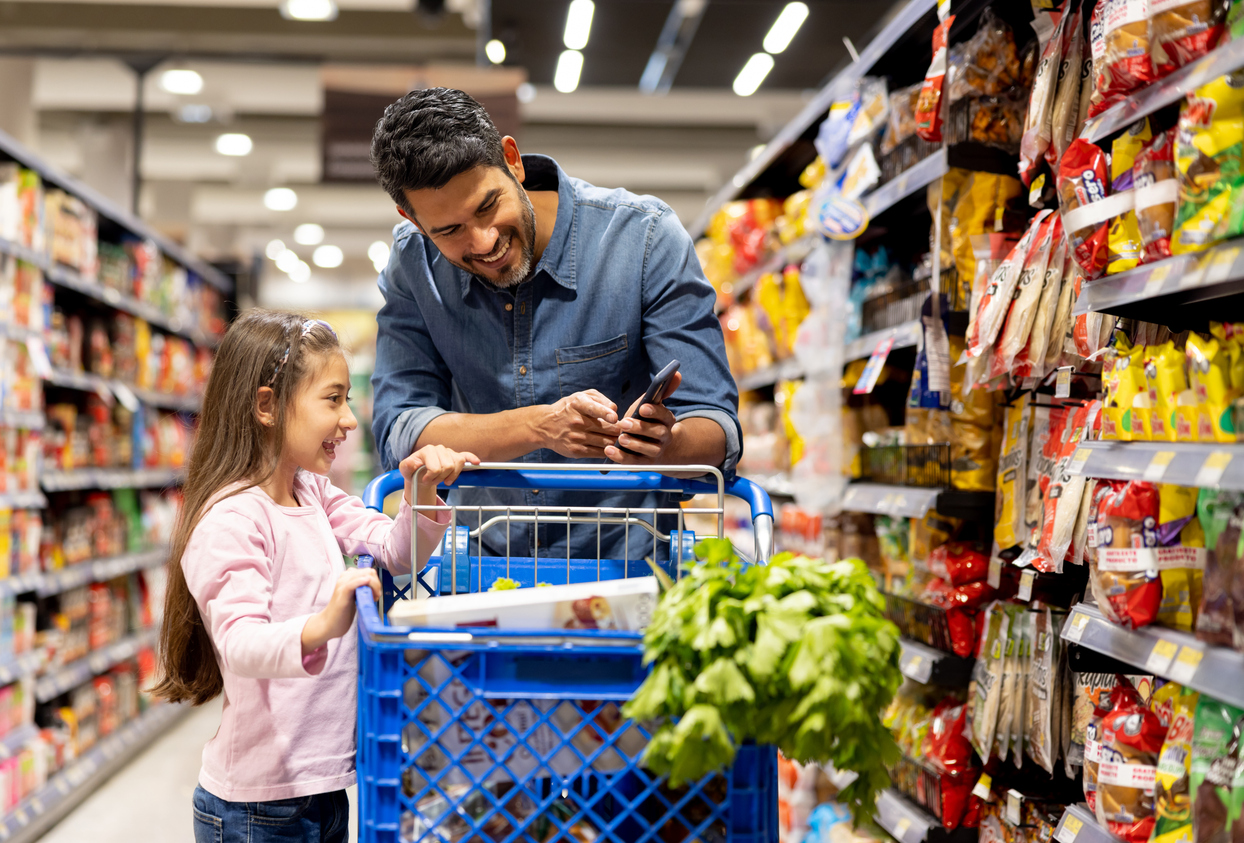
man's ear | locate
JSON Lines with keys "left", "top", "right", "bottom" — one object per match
{"left": 396, "top": 206, "right": 421, "bottom": 233}
{"left": 502, "top": 136, "right": 524, "bottom": 183}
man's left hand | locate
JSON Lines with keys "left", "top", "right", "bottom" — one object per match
{"left": 604, "top": 372, "right": 681, "bottom": 464}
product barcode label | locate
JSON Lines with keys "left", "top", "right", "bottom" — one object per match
{"left": 972, "top": 773, "right": 993, "bottom": 800}
{"left": 1204, "top": 247, "right": 1240, "bottom": 284}
{"left": 1055, "top": 366, "right": 1072, "bottom": 398}
{"left": 1017, "top": 569, "right": 1036, "bottom": 602}
{"left": 1195, "top": 451, "right": 1233, "bottom": 487}
{"left": 1056, "top": 814, "right": 1084, "bottom": 843}
{"left": 1142, "top": 450, "right": 1176, "bottom": 482}
{"left": 894, "top": 818, "right": 911, "bottom": 841}
{"left": 1064, "top": 612, "right": 1090, "bottom": 643}
{"left": 1068, "top": 448, "right": 1091, "bottom": 476}
{"left": 988, "top": 557, "right": 1003, "bottom": 589}
{"left": 1143, "top": 265, "right": 1171, "bottom": 297}
{"left": 1168, "top": 647, "right": 1204, "bottom": 684}
{"left": 1006, "top": 790, "right": 1023, "bottom": 826}
{"left": 1146, "top": 639, "right": 1179, "bottom": 674}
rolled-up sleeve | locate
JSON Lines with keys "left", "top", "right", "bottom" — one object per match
{"left": 372, "top": 228, "right": 453, "bottom": 472}
{"left": 640, "top": 207, "right": 742, "bottom": 475}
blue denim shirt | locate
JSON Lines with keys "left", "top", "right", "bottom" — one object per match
{"left": 371, "top": 155, "right": 740, "bottom": 563}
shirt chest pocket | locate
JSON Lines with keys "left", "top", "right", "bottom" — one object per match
{"left": 555, "top": 334, "right": 629, "bottom": 401}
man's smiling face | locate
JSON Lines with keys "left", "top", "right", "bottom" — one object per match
{"left": 403, "top": 162, "right": 538, "bottom": 289}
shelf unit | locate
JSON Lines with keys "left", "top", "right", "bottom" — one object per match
{"left": 864, "top": 149, "right": 949, "bottom": 220}
{"left": 0, "top": 547, "right": 168, "bottom": 600}
{"left": 736, "top": 358, "right": 806, "bottom": 391}
{"left": 1067, "top": 440, "right": 1243, "bottom": 490}
{"left": 1052, "top": 804, "right": 1120, "bottom": 843}
{"left": 875, "top": 787, "right": 976, "bottom": 843}
{"left": 1062, "top": 603, "right": 1244, "bottom": 710}
{"left": 845, "top": 319, "right": 923, "bottom": 363}
{"left": 0, "top": 703, "right": 186, "bottom": 843}
{"left": 899, "top": 638, "right": 974, "bottom": 686}
{"left": 40, "top": 467, "right": 187, "bottom": 493}
{"left": 717, "top": 233, "right": 821, "bottom": 316}
{"left": 45, "top": 368, "right": 200, "bottom": 414}
{"left": 35, "top": 629, "right": 159, "bottom": 703}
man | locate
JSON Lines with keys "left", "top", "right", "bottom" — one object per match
{"left": 369, "top": 87, "right": 739, "bottom": 563}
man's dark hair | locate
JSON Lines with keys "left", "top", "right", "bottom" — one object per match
{"left": 370, "top": 87, "right": 509, "bottom": 214}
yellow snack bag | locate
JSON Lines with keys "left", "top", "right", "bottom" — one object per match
{"left": 950, "top": 171, "right": 1025, "bottom": 307}
{"left": 1172, "top": 70, "right": 1244, "bottom": 254}
{"left": 910, "top": 512, "right": 962, "bottom": 563}
{"left": 1144, "top": 341, "right": 1189, "bottom": 442}
{"left": 1186, "top": 331, "right": 1236, "bottom": 441}
{"left": 1102, "top": 333, "right": 1144, "bottom": 440}
{"left": 780, "top": 264, "right": 811, "bottom": 355}
{"left": 1109, "top": 119, "right": 1151, "bottom": 273}
{"left": 1159, "top": 484, "right": 1198, "bottom": 524}
{"left": 778, "top": 379, "right": 804, "bottom": 466}
{"left": 799, "top": 156, "right": 826, "bottom": 190}
{"left": 995, "top": 395, "right": 1030, "bottom": 550}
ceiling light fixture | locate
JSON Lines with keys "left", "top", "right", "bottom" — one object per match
{"left": 516, "top": 83, "right": 537, "bottom": 104}
{"left": 178, "top": 104, "right": 213, "bottom": 123}
{"left": 554, "top": 50, "right": 584, "bottom": 93}
{"left": 313, "top": 245, "right": 344, "bottom": 268}
{"left": 265, "top": 239, "right": 286, "bottom": 260}
{"left": 294, "top": 223, "right": 325, "bottom": 245}
{"left": 762, "top": 2, "right": 809, "bottom": 54}
{"left": 368, "top": 241, "right": 391, "bottom": 271}
{"left": 289, "top": 261, "right": 312, "bottom": 283}
{"left": 280, "top": 0, "right": 338, "bottom": 20}
{"left": 485, "top": 39, "right": 507, "bottom": 64}
{"left": 215, "top": 133, "right": 253, "bottom": 156}
{"left": 264, "top": 188, "right": 298, "bottom": 211}
{"left": 159, "top": 69, "right": 203, "bottom": 95}
{"left": 276, "top": 250, "right": 301, "bottom": 273}
{"left": 733, "top": 53, "right": 774, "bottom": 97}
{"left": 563, "top": 0, "right": 595, "bottom": 50}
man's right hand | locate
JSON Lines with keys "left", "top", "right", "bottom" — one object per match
{"left": 535, "top": 390, "right": 622, "bottom": 458}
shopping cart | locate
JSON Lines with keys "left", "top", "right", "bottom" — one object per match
{"left": 354, "top": 463, "right": 777, "bottom": 843}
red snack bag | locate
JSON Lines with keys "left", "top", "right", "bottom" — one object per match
{"left": 1132, "top": 128, "right": 1177, "bottom": 262}
{"left": 1151, "top": 0, "right": 1228, "bottom": 78}
{"left": 940, "top": 773, "right": 977, "bottom": 830}
{"left": 1097, "top": 679, "right": 1166, "bottom": 843}
{"left": 942, "top": 542, "right": 991, "bottom": 586}
{"left": 1089, "top": 0, "right": 1157, "bottom": 117}
{"left": 949, "top": 580, "right": 997, "bottom": 608}
{"left": 1058, "top": 139, "right": 1113, "bottom": 280}
{"left": 1037, "top": 402, "right": 1098, "bottom": 572}
{"left": 915, "top": 14, "right": 956, "bottom": 142}
{"left": 925, "top": 699, "right": 975, "bottom": 775}
{"left": 1094, "top": 480, "right": 1163, "bottom": 629}
{"left": 1085, "top": 679, "right": 1127, "bottom": 813}
{"left": 947, "top": 607, "right": 979, "bottom": 657}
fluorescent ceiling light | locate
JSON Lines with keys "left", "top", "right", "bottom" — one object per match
{"left": 516, "top": 83, "right": 537, "bottom": 104}
{"left": 276, "top": 250, "right": 301, "bottom": 273}
{"left": 762, "top": 2, "right": 808, "bottom": 54}
{"left": 289, "top": 261, "right": 312, "bottom": 283}
{"left": 313, "top": 245, "right": 344, "bottom": 268}
{"left": 178, "top": 104, "right": 213, "bottom": 123}
{"left": 563, "top": 0, "right": 594, "bottom": 50}
{"left": 485, "top": 39, "right": 506, "bottom": 64}
{"left": 368, "top": 241, "right": 390, "bottom": 271}
{"left": 160, "top": 69, "right": 203, "bottom": 95}
{"left": 733, "top": 53, "right": 774, "bottom": 97}
{"left": 554, "top": 50, "right": 584, "bottom": 94}
{"left": 264, "top": 188, "right": 298, "bottom": 211}
{"left": 280, "top": 0, "right": 337, "bottom": 20}
{"left": 215, "top": 133, "right": 253, "bottom": 156}
{"left": 294, "top": 223, "right": 324, "bottom": 245}
{"left": 265, "top": 239, "right": 286, "bottom": 260}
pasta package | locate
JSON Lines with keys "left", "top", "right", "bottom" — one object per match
{"left": 1037, "top": 402, "right": 1099, "bottom": 573}
{"left": 916, "top": 14, "right": 956, "bottom": 142}
{"left": 1109, "top": 119, "right": 1152, "bottom": 273}
{"left": 1134, "top": 128, "right": 1179, "bottom": 262}
{"left": 1059, "top": 139, "right": 1116, "bottom": 279}
{"left": 1015, "top": 232, "right": 1069, "bottom": 380}
{"left": 968, "top": 211, "right": 1052, "bottom": 358}
{"left": 1151, "top": 0, "right": 1229, "bottom": 78}
{"left": 1089, "top": 0, "right": 1157, "bottom": 117}
{"left": 1022, "top": 10, "right": 1069, "bottom": 184}
{"left": 1049, "top": 8, "right": 1087, "bottom": 170}
{"left": 991, "top": 215, "right": 1062, "bottom": 379}
{"left": 1172, "top": 69, "right": 1244, "bottom": 254}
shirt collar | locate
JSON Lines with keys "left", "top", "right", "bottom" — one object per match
{"left": 459, "top": 153, "right": 577, "bottom": 299}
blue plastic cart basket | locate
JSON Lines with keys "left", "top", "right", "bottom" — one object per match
{"left": 354, "top": 463, "right": 778, "bottom": 843}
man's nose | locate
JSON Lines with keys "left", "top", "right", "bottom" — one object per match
{"left": 471, "top": 226, "right": 499, "bottom": 256}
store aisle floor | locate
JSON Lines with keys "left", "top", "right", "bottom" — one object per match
{"left": 38, "top": 701, "right": 358, "bottom": 842}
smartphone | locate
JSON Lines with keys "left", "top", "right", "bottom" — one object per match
{"left": 617, "top": 360, "right": 679, "bottom": 455}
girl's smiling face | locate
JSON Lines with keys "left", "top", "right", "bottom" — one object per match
{"left": 284, "top": 352, "right": 357, "bottom": 476}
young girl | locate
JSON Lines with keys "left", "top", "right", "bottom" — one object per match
{"left": 153, "top": 309, "right": 477, "bottom": 842}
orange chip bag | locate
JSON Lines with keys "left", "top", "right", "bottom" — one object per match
{"left": 1089, "top": 0, "right": 1157, "bottom": 117}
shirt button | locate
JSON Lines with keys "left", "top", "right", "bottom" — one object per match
{"left": 519, "top": 366, "right": 528, "bottom": 375}
{"left": 505, "top": 303, "right": 513, "bottom": 312}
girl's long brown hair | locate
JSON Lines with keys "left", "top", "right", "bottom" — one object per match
{"left": 152, "top": 309, "right": 342, "bottom": 705}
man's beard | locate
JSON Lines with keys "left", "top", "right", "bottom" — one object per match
{"left": 463, "top": 188, "right": 537, "bottom": 290}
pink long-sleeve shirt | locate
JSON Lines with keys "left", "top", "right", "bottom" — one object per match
{"left": 182, "top": 471, "right": 448, "bottom": 802}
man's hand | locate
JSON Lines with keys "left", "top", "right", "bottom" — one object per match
{"left": 604, "top": 372, "right": 682, "bottom": 465}
{"left": 535, "top": 390, "right": 622, "bottom": 459}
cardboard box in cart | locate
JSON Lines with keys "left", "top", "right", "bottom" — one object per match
{"left": 390, "top": 578, "right": 658, "bottom": 787}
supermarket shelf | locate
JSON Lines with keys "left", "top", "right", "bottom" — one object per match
{"left": 736, "top": 358, "right": 806, "bottom": 391}
{"left": 45, "top": 368, "right": 201, "bottom": 413}
{"left": 0, "top": 236, "right": 44, "bottom": 268}
{"left": 0, "top": 127, "right": 230, "bottom": 294}
{"left": 0, "top": 724, "right": 38, "bottom": 760}
{"left": 1072, "top": 239, "right": 1244, "bottom": 318}
{"left": 0, "top": 322, "right": 42, "bottom": 345}
{"left": 0, "top": 409, "right": 44, "bottom": 431}
{"left": 43, "top": 262, "right": 219, "bottom": 349}
{"left": 1067, "top": 440, "right": 1244, "bottom": 490}
{"left": 845, "top": 319, "right": 922, "bottom": 362}
{"left": 1082, "top": 37, "right": 1244, "bottom": 143}
{"left": 1062, "top": 603, "right": 1244, "bottom": 710}
{"left": 40, "top": 466, "right": 186, "bottom": 492}
{"left": 899, "top": 638, "right": 974, "bottom": 686}
{"left": 875, "top": 787, "right": 974, "bottom": 843}
{"left": 864, "top": 149, "right": 949, "bottom": 220}
{"left": 0, "top": 651, "right": 46, "bottom": 687}
{"left": 688, "top": 0, "right": 939, "bottom": 237}
{"left": 840, "top": 483, "right": 939, "bottom": 518}
{"left": 716, "top": 233, "right": 821, "bottom": 314}
{"left": 0, "top": 547, "right": 169, "bottom": 599}
{"left": 0, "top": 491, "right": 48, "bottom": 510}
{"left": 1053, "top": 804, "right": 1119, "bottom": 843}
{"left": 0, "top": 702, "right": 187, "bottom": 843}
{"left": 35, "top": 628, "right": 157, "bottom": 703}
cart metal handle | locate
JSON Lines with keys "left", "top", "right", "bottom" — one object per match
{"left": 362, "top": 462, "right": 774, "bottom": 563}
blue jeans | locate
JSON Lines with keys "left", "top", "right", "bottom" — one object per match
{"left": 192, "top": 785, "right": 349, "bottom": 843}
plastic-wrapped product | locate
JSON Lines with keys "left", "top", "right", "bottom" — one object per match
{"left": 1186, "top": 331, "right": 1236, "bottom": 442}
{"left": 1049, "top": 8, "right": 1087, "bottom": 170}
{"left": 1189, "top": 695, "right": 1244, "bottom": 843}
{"left": 815, "top": 98, "right": 860, "bottom": 171}
{"left": 1097, "top": 678, "right": 1167, "bottom": 843}
{"left": 1095, "top": 480, "right": 1164, "bottom": 628}
{"left": 1151, "top": 0, "right": 1229, "bottom": 77}
{"left": 991, "top": 215, "right": 1062, "bottom": 379}
{"left": 995, "top": 395, "right": 1030, "bottom": 551}
{"left": 848, "top": 76, "right": 891, "bottom": 148}
{"left": 968, "top": 211, "right": 1052, "bottom": 359}
{"left": 1144, "top": 340, "right": 1190, "bottom": 442}
{"left": 1037, "top": 402, "right": 1100, "bottom": 573}
{"left": 1172, "top": 70, "right": 1244, "bottom": 255}
{"left": 1027, "top": 606, "right": 1059, "bottom": 774}
{"left": 950, "top": 333, "right": 1001, "bottom": 492}
{"left": 1021, "top": 10, "right": 1069, "bottom": 185}
{"left": 1102, "top": 333, "right": 1146, "bottom": 440}
{"left": 1015, "top": 233, "right": 1068, "bottom": 380}
{"left": 1059, "top": 138, "right": 1118, "bottom": 280}
{"left": 1110, "top": 119, "right": 1153, "bottom": 273}
{"left": 1028, "top": 405, "right": 1061, "bottom": 550}
{"left": 1195, "top": 488, "right": 1242, "bottom": 647}
{"left": 1088, "top": 0, "right": 1157, "bottom": 117}
{"left": 1153, "top": 687, "right": 1200, "bottom": 843}
{"left": 1134, "top": 128, "right": 1179, "bottom": 262}
{"left": 970, "top": 603, "right": 1009, "bottom": 759}
{"left": 1047, "top": 250, "right": 1077, "bottom": 372}
{"left": 951, "top": 175, "right": 1024, "bottom": 307}
{"left": 947, "top": 8, "right": 1023, "bottom": 101}
{"left": 881, "top": 82, "right": 924, "bottom": 154}
{"left": 916, "top": 14, "right": 956, "bottom": 142}
{"left": 1085, "top": 681, "right": 1123, "bottom": 812}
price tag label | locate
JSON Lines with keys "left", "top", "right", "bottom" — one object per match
{"left": 1064, "top": 612, "right": 1090, "bottom": 643}
{"left": 1018, "top": 569, "right": 1036, "bottom": 602}
{"left": 988, "top": 557, "right": 1003, "bottom": 589}
{"left": 903, "top": 654, "right": 924, "bottom": 680}
{"left": 1143, "top": 450, "right": 1176, "bottom": 482}
{"left": 1068, "top": 448, "right": 1092, "bottom": 476}
{"left": 111, "top": 383, "right": 140, "bottom": 413}
{"left": 1169, "top": 647, "right": 1204, "bottom": 684}
{"left": 1195, "top": 451, "right": 1233, "bottom": 487}
{"left": 1055, "top": 366, "right": 1072, "bottom": 398}
{"left": 1057, "top": 814, "right": 1085, "bottom": 843}
{"left": 1205, "top": 246, "right": 1240, "bottom": 284}
{"left": 1143, "top": 265, "right": 1171, "bottom": 298}
{"left": 24, "top": 337, "right": 53, "bottom": 379}
{"left": 894, "top": 818, "right": 912, "bottom": 841}
{"left": 1006, "top": 790, "right": 1023, "bottom": 826}
{"left": 854, "top": 336, "right": 896, "bottom": 395}
{"left": 1146, "top": 638, "right": 1180, "bottom": 673}
{"left": 54, "top": 779, "right": 69, "bottom": 796}
{"left": 1179, "top": 258, "right": 1207, "bottom": 290}
{"left": 1029, "top": 173, "right": 1046, "bottom": 208}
